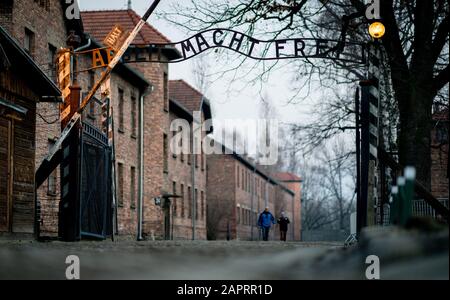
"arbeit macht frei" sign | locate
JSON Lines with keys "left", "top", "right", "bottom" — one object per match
{"left": 90, "top": 28, "right": 366, "bottom": 69}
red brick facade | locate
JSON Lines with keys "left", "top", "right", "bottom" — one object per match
{"left": 273, "top": 173, "right": 302, "bottom": 240}
{"left": 1, "top": 21, "right": 61, "bottom": 234}
{"left": 207, "top": 151, "right": 301, "bottom": 241}
{"left": 431, "top": 110, "right": 449, "bottom": 200}
{"left": 0, "top": 0, "right": 75, "bottom": 235}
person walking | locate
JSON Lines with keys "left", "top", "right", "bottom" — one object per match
{"left": 277, "top": 212, "right": 290, "bottom": 242}
{"left": 258, "top": 207, "right": 276, "bottom": 241}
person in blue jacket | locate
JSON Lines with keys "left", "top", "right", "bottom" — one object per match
{"left": 258, "top": 207, "right": 276, "bottom": 241}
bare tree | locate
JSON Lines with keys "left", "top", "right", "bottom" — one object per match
{"left": 192, "top": 53, "right": 212, "bottom": 95}
{"left": 318, "top": 138, "right": 356, "bottom": 230}
{"left": 163, "top": 0, "right": 449, "bottom": 189}
{"left": 293, "top": 137, "right": 355, "bottom": 231}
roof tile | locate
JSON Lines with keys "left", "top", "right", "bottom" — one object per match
{"left": 169, "top": 80, "right": 204, "bottom": 113}
{"left": 81, "top": 9, "right": 171, "bottom": 45}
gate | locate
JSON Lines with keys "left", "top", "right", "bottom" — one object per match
{"left": 79, "top": 122, "right": 113, "bottom": 239}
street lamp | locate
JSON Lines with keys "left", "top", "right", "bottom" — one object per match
{"left": 369, "top": 22, "right": 386, "bottom": 39}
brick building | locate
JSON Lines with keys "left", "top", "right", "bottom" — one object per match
{"left": 273, "top": 173, "right": 302, "bottom": 240}
{"left": 82, "top": 9, "right": 192, "bottom": 239}
{"left": 60, "top": 38, "right": 152, "bottom": 237}
{"left": 207, "top": 146, "right": 302, "bottom": 241}
{"left": 167, "top": 80, "right": 212, "bottom": 240}
{"left": 0, "top": 25, "right": 61, "bottom": 234}
{"left": 0, "top": 0, "right": 81, "bottom": 235}
{"left": 431, "top": 109, "right": 449, "bottom": 201}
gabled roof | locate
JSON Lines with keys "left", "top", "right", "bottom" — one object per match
{"left": 81, "top": 9, "right": 171, "bottom": 45}
{"left": 0, "top": 26, "right": 60, "bottom": 100}
{"left": 169, "top": 80, "right": 212, "bottom": 113}
{"left": 169, "top": 80, "right": 213, "bottom": 130}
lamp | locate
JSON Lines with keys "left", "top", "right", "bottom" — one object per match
{"left": 369, "top": 22, "right": 386, "bottom": 39}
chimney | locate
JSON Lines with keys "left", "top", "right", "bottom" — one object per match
{"left": 127, "top": 0, "right": 132, "bottom": 10}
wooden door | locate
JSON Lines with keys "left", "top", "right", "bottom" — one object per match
{"left": 0, "top": 117, "right": 12, "bottom": 232}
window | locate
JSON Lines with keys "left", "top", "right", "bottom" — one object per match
{"left": 24, "top": 28, "right": 34, "bottom": 56}
{"left": 237, "top": 166, "right": 240, "bottom": 188}
{"left": 181, "top": 184, "right": 185, "bottom": 217}
{"left": 34, "top": 0, "right": 50, "bottom": 11}
{"left": 180, "top": 133, "right": 185, "bottom": 162}
{"left": 188, "top": 129, "right": 192, "bottom": 165}
{"left": 199, "top": 142, "right": 203, "bottom": 170}
{"left": 201, "top": 191, "right": 205, "bottom": 220}
{"left": 130, "top": 167, "right": 136, "bottom": 209}
{"left": 48, "top": 44, "right": 57, "bottom": 81}
{"left": 172, "top": 131, "right": 177, "bottom": 159}
{"left": 237, "top": 207, "right": 241, "bottom": 224}
{"left": 118, "top": 89, "right": 124, "bottom": 132}
{"left": 241, "top": 169, "right": 244, "bottom": 190}
{"left": 117, "top": 163, "right": 124, "bottom": 207}
{"left": 188, "top": 186, "right": 192, "bottom": 218}
{"left": 131, "top": 95, "right": 137, "bottom": 137}
{"left": 163, "top": 72, "right": 169, "bottom": 111}
{"left": 195, "top": 189, "right": 199, "bottom": 220}
{"left": 88, "top": 71, "right": 95, "bottom": 117}
{"left": 245, "top": 171, "right": 248, "bottom": 192}
{"left": 47, "top": 142, "right": 57, "bottom": 196}
{"left": 173, "top": 181, "right": 177, "bottom": 216}
{"left": 163, "top": 134, "right": 169, "bottom": 173}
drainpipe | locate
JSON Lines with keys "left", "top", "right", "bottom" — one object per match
{"left": 137, "top": 85, "right": 153, "bottom": 241}
{"left": 191, "top": 97, "right": 205, "bottom": 240}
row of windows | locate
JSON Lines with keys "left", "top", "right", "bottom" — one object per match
{"left": 116, "top": 87, "right": 138, "bottom": 137}
{"left": 164, "top": 133, "right": 206, "bottom": 173}
{"left": 116, "top": 72, "right": 168, "bottom": 136}
{"left": 172, "top": 181, "right": 205, "bottom": 220}
{"left": 237, "top": 206, "right": 258, "bottom": 226}
{"left": 236, "top": 165, "right": 274, "bottom": 198}
{"left": 117, "top": 163, "right": 137, "bottom": 209}
{"left": 115, "top": 161, "right": 206, "bottom": 220}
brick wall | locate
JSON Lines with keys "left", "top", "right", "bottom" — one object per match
{"left": 277, "top": 181, "right": 302, "bottom": 240}
{"left": 431, "top": 111, "right": 449, "bottom": 200}
{"left": 1, "top": 0, "right": 68, "bottom": 236}
{"left": 206, "top": 154, "right": 236, "bottom": 240}
{"left": 207, "top": 153, "right": 299, "bottom": 241}
{"left": 0, "top": 71, "right": 39, "bottom": 233}
{"left": 129, "top": 60, "right": 169, "bottom": 239}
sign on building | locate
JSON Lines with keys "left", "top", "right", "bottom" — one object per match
{"left": 58, "top": 48, "right": 71, "bottom": 120}
{"left": 103, "top": 25, "right": 128, "bottom": 52}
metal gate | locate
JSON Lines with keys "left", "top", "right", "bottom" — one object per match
{"left": 79, "top": 122, "right": 112, "bottom": 239}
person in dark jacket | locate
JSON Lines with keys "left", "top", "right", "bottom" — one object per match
{"left": 277, "top": 212, "right": 290, "bottom": 241}
{"left": 258, "top": 207, "right": 276, "bottom": 241}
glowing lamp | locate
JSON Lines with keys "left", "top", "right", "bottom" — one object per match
{"left": 369, "top": 22, "right": 386, "bottom": 39}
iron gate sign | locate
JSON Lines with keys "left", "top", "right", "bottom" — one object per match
{"left": 90, "top": 28, "right": 366, "bottom": 69}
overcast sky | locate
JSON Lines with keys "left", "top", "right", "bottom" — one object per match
{"left": 78, "top": 0, "right": 317, "bottom": 123}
